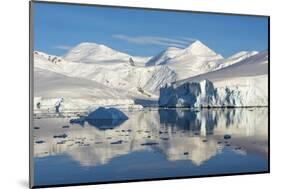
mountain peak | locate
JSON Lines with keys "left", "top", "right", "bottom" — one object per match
{"left": 63, "top": 42, "right": 150, "bottom": 64}
{"left": 75, "top": 42, "right": 98, "bottom": 46}
{"left": 188, "top": 40, "right": 204, "bottom": 47}
{"left": 64, "top": 42, "right": 127, "bottom": 63}
{"left": 184, "top": 40, "right": 218, "bottom": 57}
{"left": 69, "top": 42, "right": 112, "bottom": 53}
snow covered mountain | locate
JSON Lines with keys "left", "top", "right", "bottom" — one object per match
{"left": 64, "top": 42, "right": 150, "bottom": 66}
{"left": 146, "top": 40, "right": 224, "bottom": 80}
{"left": 34, "top": 50, "right": 176, "bottom": 95}
{"left": 214, "top": 51, "right": 258, "bottom": 70}
{"left": 34, "top": 40, "right": 268, "bottom": 110}
{"left": 34, "top": 66, "right": 137, "bottom": 111}
{"left": 159, "top": 51, "right": 268, "bottom": 107}
{"left": 34, "top": 43, "right": 177, "bottom": 111}
{"left": 185, "top": 50, "right": 268, "bottom": 84}
{"left": 146, "top": 40, "right": 260, "bottom": 81}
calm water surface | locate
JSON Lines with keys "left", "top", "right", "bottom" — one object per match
{"left": 33, "top": 108, "right": 268, "bottom": 186}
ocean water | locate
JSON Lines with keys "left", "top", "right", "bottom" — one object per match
{"left": 33, "top": 108, "right": 268, "bottom": 186}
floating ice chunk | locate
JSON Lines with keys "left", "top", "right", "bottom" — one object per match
{"left": 70, "top": 107, "right": 129, "bottom": 129}
{"left": 87, "top": 107, "right": 128, "bottom": 120}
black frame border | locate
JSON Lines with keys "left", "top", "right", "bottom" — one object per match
{"left": 29, "top": 0, "right": 270, "bottom": 188}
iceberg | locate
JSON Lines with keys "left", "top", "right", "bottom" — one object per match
{"left": 86, "top": 107, "right": 128, "bottom": 120}
{"left": 70, "top": 107, "right": 128, "bottom": 129}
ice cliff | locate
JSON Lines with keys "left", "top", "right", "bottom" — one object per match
{"left": 159, "top": 78, "right": 267, "bottom": 108}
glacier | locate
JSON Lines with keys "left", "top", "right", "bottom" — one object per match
{"left": 159, "top": 51, "right": 268, "bottom": 107}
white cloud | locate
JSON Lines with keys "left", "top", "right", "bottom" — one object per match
{"left": 53, "top": 45, "right": 72, "bottom": 50}
{"left": 179, "top": 36, "right": 198, "bottom": 42}
{"left": 112, "top": 34, "right": 196, "bottom": 48}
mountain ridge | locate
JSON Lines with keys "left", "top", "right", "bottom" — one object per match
{"left": 33, "top": 40, "right": 267, "bottom": 111}
{"left": 64, "top": 42, "right": 150, "bottom": 65}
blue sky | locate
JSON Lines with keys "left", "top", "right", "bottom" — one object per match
{"left": 33, "top": 2, "right": 268, "bottom": 57}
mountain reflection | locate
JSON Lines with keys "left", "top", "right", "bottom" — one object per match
{"left": 33, "top": 108, "right": 268, "bottom": 167}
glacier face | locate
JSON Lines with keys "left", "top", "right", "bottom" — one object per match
{"left": 159, "top": 78, "right": 268, "bottom": 107}
{"left": 159, "top": 80, "right": 218, "bottom": 107}
{"left": 159, "top": 51, "right": 268, "bottom": 107}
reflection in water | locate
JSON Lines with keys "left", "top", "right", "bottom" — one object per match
{"left": 33, "top": 108, "right": 268, "bottom": 185}
{"left": 70, "top": 117, "right": 127, "bottom": 129}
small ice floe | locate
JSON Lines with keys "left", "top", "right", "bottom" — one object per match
{"left": 110, "top": 140, "right": 123, "bottom": 144}
{"left": 224, "top": 134, "right": 231, "bottom": 140}
{"left": 233, "top": 146, "right": 246, "bottom": 155}
{"left": 70, "top": 118, "right": 85, "bottom": 126}
{"left": 53, "top": 133, "right": 68, "bottom": 138}
{"left": 57, "top": 140, "right": 66, "bottom": 144}
{"left": 141, "top": 142, "right": 159, "bottom": 146}
{"left": 235, "top": 146, "right": 242, "bottom": 150}
{"left": 35, "top": 140, "right": 45, "bottom": 144}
